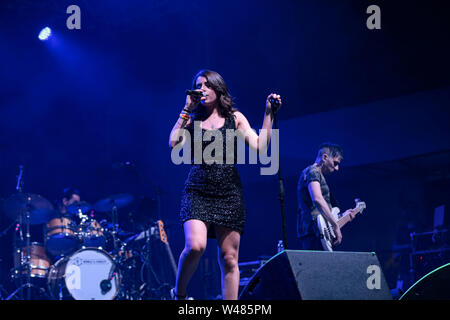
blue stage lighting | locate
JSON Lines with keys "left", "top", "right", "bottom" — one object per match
{"left": 38, "top": 27, "right": 52, "bottom": 41}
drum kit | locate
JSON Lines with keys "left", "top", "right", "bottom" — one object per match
{"left": 1, "top": 190, "right": 177, "bottom": 300}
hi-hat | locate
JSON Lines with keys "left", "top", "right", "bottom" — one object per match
{"left": 93, "top": 194, "right": 134, "bottom": 213}
{"left": 2, "top": 193, "right": 54, "bottom": 224}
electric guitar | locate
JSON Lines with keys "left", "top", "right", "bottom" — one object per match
{"left": 316, "top": 199, "right": 366, "bottom": 251}
{"left": 157, "top": 220, "right": 178, "bottom": 278}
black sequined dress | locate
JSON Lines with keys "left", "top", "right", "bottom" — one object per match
{"left": 180, "top": 114, "right": 246, "bottom": 238}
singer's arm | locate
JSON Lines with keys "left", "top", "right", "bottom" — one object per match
{"left": 169, "top": 93, "right": 201, "bottom": 148}
{"left": 169, "top": 114, "right": 191, "bottom": 149}
{"left": 234, "top": 93, "right": 281, "bottom": 153}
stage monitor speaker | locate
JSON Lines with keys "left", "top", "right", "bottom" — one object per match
{"left": 400, "top": 263, "right": 450, "bottom": 300}
{"left": 239, "top": 250, "right": 392, "bottom": 300}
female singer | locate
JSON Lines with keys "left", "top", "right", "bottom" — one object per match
{"left": 169, "top": 69, "right": 281, "bottom": 300}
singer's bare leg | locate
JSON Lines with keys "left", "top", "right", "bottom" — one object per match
{"left": 174, "top": 219, "right": 208, "bottom": 299}
{"left": 216, "top": 226, "right": 240, "bottom": 300}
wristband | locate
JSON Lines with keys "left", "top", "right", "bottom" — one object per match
{"left": 180, "top": 113, "right": 190, "bottom": 121}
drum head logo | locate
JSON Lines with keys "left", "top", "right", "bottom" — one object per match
{"left": 70, "top": 256, "right": 108, "bottom": 266}
{"left": 71, "top": 257, "right": 84, "bottom": 266}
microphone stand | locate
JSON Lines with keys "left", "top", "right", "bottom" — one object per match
{"left": 270, "top": 101, "right": 288, "bottom": 250}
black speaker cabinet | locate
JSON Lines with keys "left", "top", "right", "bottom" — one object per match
{"left": 239, "top": 250, "right": 392, "bottom": 300}
{"left": 400, "top": 263, "right": 450, "bottom": 300}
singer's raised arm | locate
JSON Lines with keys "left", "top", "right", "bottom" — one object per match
{"left": 234, "top": 93, "right": 281, "bottom": 153}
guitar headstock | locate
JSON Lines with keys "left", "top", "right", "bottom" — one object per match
{"left": 157, "top": 220, "right": 168, "bottom": 244}
{"left": 354, "top": 198, "right": 366, "bottom": 214}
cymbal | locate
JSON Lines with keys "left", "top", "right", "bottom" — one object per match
{"left": 93, "top": 194, "right": 134, "bottom": 213}
{"left": 2, "top": 193, "right": 54, "bottom": 224}
{"left": 101, "top": 222, "right": 135, "bottom": 237}
{"left": 65, "top": 201, "right": 92, "bottom": 215}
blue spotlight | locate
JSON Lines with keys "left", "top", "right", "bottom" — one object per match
{"left": 38, "top": 27, "right": 52, "bottom": 41}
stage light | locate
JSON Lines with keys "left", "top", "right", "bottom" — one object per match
{"left": 38, "top": 27, "right": 52, "bottom": 41}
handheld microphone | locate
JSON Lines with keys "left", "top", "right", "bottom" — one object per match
{"left": 269, "top": 97, "right": 281, "bottom": 112}
{"left": 185, "top": 90, "right": 206, "bottom": 97}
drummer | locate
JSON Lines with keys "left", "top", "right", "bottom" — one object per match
{"left": 43, "top": 187, "right": 85, "bottom": 258}
{"left": 58, "top": 187, "right": 82, "bottom": 215}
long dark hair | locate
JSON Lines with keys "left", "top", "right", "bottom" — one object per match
{"left": 191, "top": 69, "right": 237, "bottom": 120}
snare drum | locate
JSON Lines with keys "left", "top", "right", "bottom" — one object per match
{"left": 47, "top": 248, "right": 121, "bottom": 300}
{"left": 78, "top": 218, "right": 106, "bottom": 248}
{"left": 45, "top": 215, "right": 79, "bottom": 256}
{"left": 12, "top": 242, "right": 51, "bottom": 280}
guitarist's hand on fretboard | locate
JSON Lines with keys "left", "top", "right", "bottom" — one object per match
{"left": 343, "top": 209, "right": 357, "bottom": 221}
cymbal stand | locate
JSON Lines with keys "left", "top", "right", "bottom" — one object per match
{"left": 141, "top": 227, "right": 161, "bottom": 299}
{"left": 77, "top": 206, "right": 89, "bottom": 243}
{"left": 111, "top": 205, "right": 119, "bottom": 253}
{"left": 7, "top": 196, "right": 37, "bottom": 300}
{"left": 0, "top": 279, "right": 9, "bottom": 300}
{"left": 77, "top": 206, "right": 89, "bottom": 223}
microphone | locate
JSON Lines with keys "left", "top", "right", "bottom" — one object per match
{"left": 100, "top": 279, "right": 112, "bottom": 294}
{"left": 185, "top": 90, "right": 206, "bottom": 97}
{"left": 269, "top": 97, "right": 281, "bottom": 112}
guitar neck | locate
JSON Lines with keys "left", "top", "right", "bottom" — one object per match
{"left": 337, "top": 207, "right": 363, "bottom": 229}
{"left": 337, "top": 213, "right": 352, "bottom": 228}
{"left": 165, "top": 242, "right": 178, "bottom": 278}
{"left": 157, "top": 220, "right": 178, "bottom": 278}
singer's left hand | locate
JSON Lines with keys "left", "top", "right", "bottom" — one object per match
{"left": 266, "top": 93, "right": 282, "bottom": 110}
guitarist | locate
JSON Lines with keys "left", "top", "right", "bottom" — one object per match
{"left": 297, "top": 143, "right": 354, "bottom": 250}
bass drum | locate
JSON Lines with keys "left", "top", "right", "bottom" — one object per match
{"left": 47, "top": 248, "right": 121, "bottom": 300}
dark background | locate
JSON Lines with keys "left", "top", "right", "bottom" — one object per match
{"left": 1, "top": 0, "right": 450, "bottom": 299}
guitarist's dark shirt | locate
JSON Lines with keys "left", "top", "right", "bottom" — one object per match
{"left": 297, "top": 164, "right": 332, "bottom": 239}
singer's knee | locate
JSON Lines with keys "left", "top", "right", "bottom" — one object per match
{"left": 220, "top": 251, "right": 239, "bottom": 273}
{"left": 185, "top": 239, "right": 206, "bottom": 258}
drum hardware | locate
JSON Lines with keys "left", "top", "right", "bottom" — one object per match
{"left": 111, "top": 241, "right": 142, "bottom": 300}
{"left": 111, "top": 205, "right": 119, "bottom": 253}
{"left": 74, "top": 203, "right": 106, "bottom": 249}
{"left": 100, "top": 260, "right": 120, "bottom": 295}
{"left": 0, "top": 223, "right": 13, "bottom": 300}
{"left": 65, "top": 201, "right": 92, "bottom": 216}
{"left": 3, "top": 166, "right": 54, "bottom": 225}
{"left": 3, "top": 166, "right": 54, "bottom": 300}
{"left": 1, "top": 182, "right": 178, "bottom": 300}
{"left": 2, "top": 192, "right": 54, "bottom": 225}
{"left": 93, "top": 194, "right": 133, "bottom": 254}
{"left": 78, "top": 218, "right": 106, "bottom": 249}
{"left": 124, "top": 221, "right": 175, "bottom": 300}
{"left": 0, "top": 283, "right": 9, "bottom": 300}
{"left": 93, "top": 194, "right": 134, "bottom": 213}
{"left": 142, "top": 226, "right": 161, "bottom": 299}
{"left": 5, "top": 192, "right": 53, "bottom": 300}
